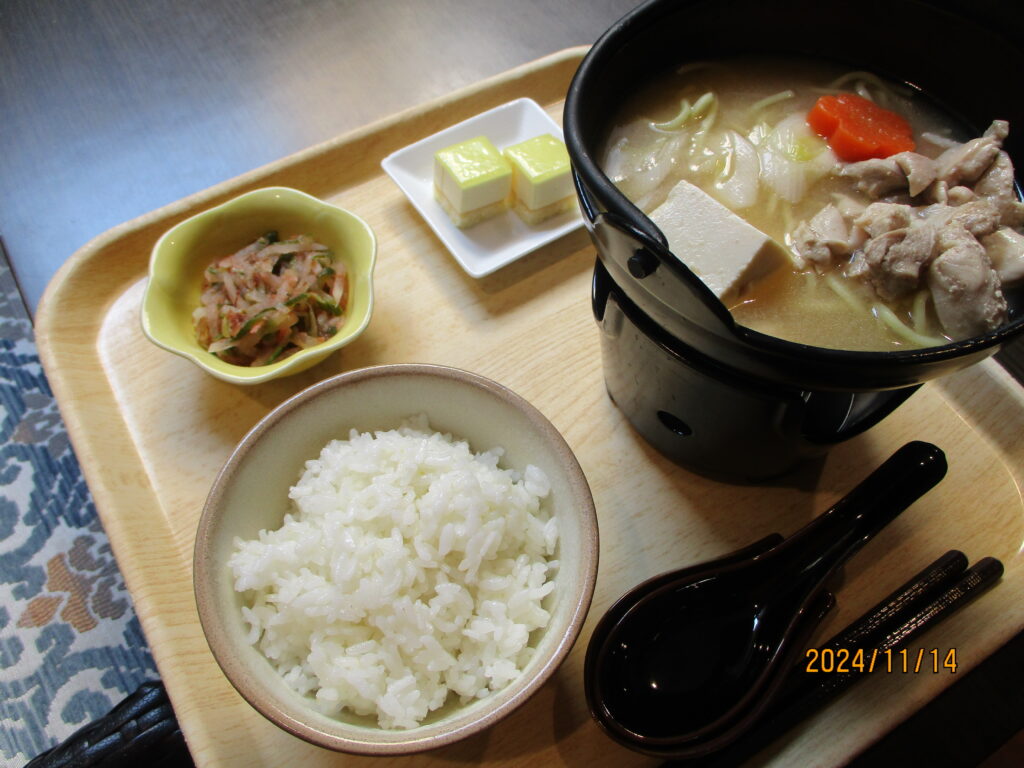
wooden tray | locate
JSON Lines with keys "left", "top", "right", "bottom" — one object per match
{"left": 36, "top": 47, "right": 1024, "bottom": 767}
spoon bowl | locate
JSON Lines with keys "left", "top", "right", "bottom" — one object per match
{"left": 584, "top": 441, "right": 947, "bottom": 757}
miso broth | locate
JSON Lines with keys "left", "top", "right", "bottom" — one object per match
{"left": 601, "top": 56, "right": 1012, "bottom": 351}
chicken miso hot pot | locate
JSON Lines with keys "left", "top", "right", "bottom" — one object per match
{"left": 564, "top": 0, "right": 1024, "bottom": 481}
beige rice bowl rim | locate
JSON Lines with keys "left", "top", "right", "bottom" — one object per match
{"left": 193, "top": 363, "right": 600, "bottom": 755}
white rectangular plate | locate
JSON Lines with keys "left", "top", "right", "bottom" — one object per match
{"left": 381, "top": 97, "right": 583, "bottom": 277}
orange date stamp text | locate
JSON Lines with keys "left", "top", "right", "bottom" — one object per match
{"left": 804, "top": 647, "right": 958, "bottom": 674}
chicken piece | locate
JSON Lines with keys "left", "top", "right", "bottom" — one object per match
{"left": 841, "top": 157, "right": 906, "bottom": 197}
{"left": 832, "top": 120, "right": 1017, "bottom": 340}
{"left": 847, "top": 250, "right": 868, "bottom": 279}
{"left": 940, "top": 198, "right": 1002, "bottom": 238}
{"left": 947, "top": 186, "right": 975, "bottom": 205}
{"left": 854, "top": 202, "right": 914, "bottom": 238}
{"left": 927, "top": 183, "right": 979, "bottom": 207}
{"left": 792, "top": 204, "right": 852, "bottom": 268}
{"left": 973, "top": 150, "right": 1024, "bottom": 227}
{"left": 831, "top": 192, "right": 867, "bottom": 220}
{"left": 985, "top": 120, "right": 1011, "bottom": 142}
{"left": 895, "top": 152, "right": 939, "bottom": 197}
{"left": 928, "top": 224, "right": 1007, "bottom": 338}
{"left": 924, "top": 180, "right": 950, "bottom": 205}
{"left": 982, "top": 227, "right": 1024, "bottom": 284}
{"left": 841, "top": 152, "right": 937, "bottom": 198}
{"left": 862, "top": 231, "right": 905, "bottom": 296}
{"left": 862, "top": 221, "right": 937, "bottom": 300}
{"left": 935, "top": 120, "right": 1007, "bottom": 186}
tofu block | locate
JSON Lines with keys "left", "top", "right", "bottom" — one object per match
{"left": 434, "top": 136, "right": 512, "bottom": 228}
{"left": 650, "top": 180, "right": 787, "bottom": 298}
{"left": 503, "top": 134, "right": 575, "bottom": 224}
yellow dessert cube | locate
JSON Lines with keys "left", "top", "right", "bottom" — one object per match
{"left": 503, "top": 134, "right": 575, "bottom": 225}
{"left": 433, "top": 136, "right": 512, "bottom": 228}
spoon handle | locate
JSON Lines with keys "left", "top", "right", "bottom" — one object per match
{"left": 624, "top": 533, "right": 785, "bottom": 598}
{"left": 772, "top": 441, "right": 947, "bottom": 587}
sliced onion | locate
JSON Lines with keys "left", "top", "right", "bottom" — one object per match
{"left": 759, "top": 113, "right": 839, "bottom": 204}
{"left": 614, "top": 132, "right": 685, "bottom": 205}
{"left": 712, "top": 130, "right": 760, "bottom": 210}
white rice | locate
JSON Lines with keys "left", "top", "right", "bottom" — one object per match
{"left": 228, "top": 415, "right": 559, "bottom": 729}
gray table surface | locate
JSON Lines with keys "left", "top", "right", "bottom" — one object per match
{"left": 2, "top": 0, "right": 1022, "bottom": 765}
{"left": 1, "top": 0, "right": 641, "bottom": 314}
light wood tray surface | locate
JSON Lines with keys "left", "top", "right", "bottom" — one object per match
{"left": 36, "top": 47, "right": 1024, "bottom": 767}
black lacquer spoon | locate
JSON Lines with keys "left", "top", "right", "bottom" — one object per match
{"left": 584, "top": 441, "right": 948, "bottom": 756}
{"left": 661, "top": 552, "right": 1003, "bottom": 766}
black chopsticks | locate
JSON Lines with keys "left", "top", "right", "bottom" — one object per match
{"left": 665, "top": 550, "right": 1004, "bottom": 767}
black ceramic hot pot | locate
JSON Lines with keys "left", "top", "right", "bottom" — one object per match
{"left": 564, "top": 0, "right": 1024, "bottom": 481}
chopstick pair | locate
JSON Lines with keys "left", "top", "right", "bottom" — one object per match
{"left": 666, "top": 550, "right": 1004, "bottom": 767}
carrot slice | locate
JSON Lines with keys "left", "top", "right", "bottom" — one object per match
{"left": 807, "top": 93, "right": 915, "bottom": 162}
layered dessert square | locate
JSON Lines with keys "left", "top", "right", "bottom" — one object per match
{"left": 433, "top": 136, "right": 512, "bottom": 228}
{"left": 503, "top": 134, "right": 574, "bottom": 224}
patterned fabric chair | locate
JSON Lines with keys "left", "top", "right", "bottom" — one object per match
{"left": 0, "top": 254, "right": 186, "bottom": 767}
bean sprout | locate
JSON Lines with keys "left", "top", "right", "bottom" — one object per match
{"left": 692, "top": 95, "right": 718, "bottom": 152}
{"left": 652, "top": 92, "right": 716, "bottom": 133}
{"left": 652, "top": 99, "right": 693, "bottom": 131}
{"left": 912, "top": 290, "right": 930, "bottom": 331}
{"left": 872, "top": 303, "right": 948, "bottom": 347}
{"left": 828, "top": 70, "right": 913, "bottom": 107}
{"left": 747, "top": 90, "right": 796, "bottom": 116}
{"left": 825, "top": 273, "right": 865, "bottom": 313}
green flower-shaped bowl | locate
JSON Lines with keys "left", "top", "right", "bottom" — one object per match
{"left": 142, "top": 187, "right": 376, "bottom": 385}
